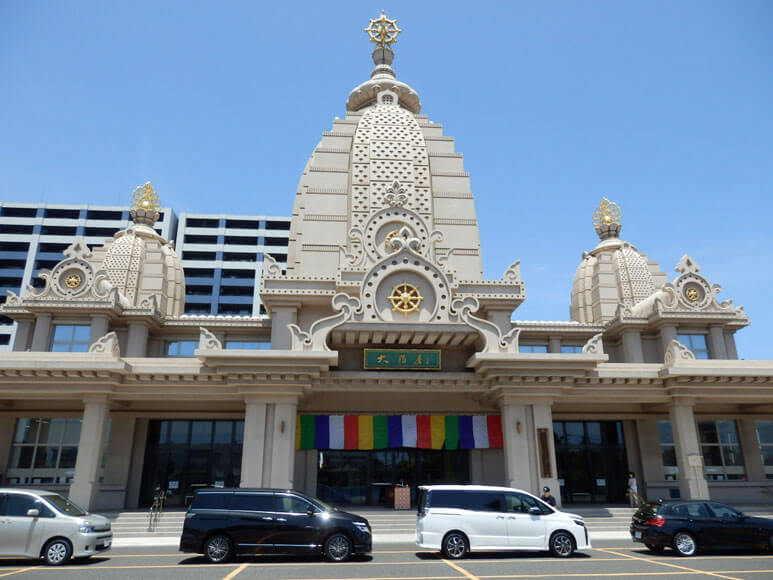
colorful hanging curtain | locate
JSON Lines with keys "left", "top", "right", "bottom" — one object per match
{"left": 297, "top": 414, "right": 503, "bottom": 450}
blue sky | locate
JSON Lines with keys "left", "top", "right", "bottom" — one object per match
{"left": 1, "top": 1, "right": 771, "bottom": 358}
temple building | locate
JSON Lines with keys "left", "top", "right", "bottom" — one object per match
{"left": 1, "top": 13, "right": 772, "bottom": 510}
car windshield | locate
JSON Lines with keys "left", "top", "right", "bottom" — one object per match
{"left": 634, "top": 503, "right": 662, "bottom": 518}
{"left": 293, "top": 491, "right": 333, "bottom": 512}
{"left": 42, "top": 493, "right": 88, "bottom": 516}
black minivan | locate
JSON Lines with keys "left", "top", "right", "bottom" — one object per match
{"left": 179, "top": 488, "right": 372, "bottom": 563}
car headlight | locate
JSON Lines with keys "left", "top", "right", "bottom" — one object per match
{"left": 573, "top": 519, "right": 585, "bottom": 527}
{"left": 79, "top": 524, "right": 95, "bottom": 533}
{"left": 353, "top": 521, "right": 370, "bottom": 532}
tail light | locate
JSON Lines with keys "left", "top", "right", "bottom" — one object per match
{"left": 646, "top": 516, "right": 666, "bottom": 527}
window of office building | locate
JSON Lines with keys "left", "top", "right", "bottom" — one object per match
{"left": 677, "top": 333, "right": 710, "bottom": 359}
{"left": 7, "top": 418, "right": 82, "bottom": 484}
{"left": 698, "top": 420, "right": 745, "bottom": 480}
{"left": 50, "top": 325, "right": 90, "bottom": 352}
{"left": 165, "top": 341, "right": 198, "bottom": 357}
{"left": 756, "top": 420, "right": 773, "bottom": 479}
{"left": 657, "top": 420, "right": 679, "bottom": 480}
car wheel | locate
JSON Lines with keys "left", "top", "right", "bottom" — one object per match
{"left": 442, "top": 532, "right": 469, "bottom": 559}
{"left": 672, "top": 532, "right": 697, "bottom": 557}
{"left": 645, "top": 543, "right": 665, "bottom": 554}
{"left": 323, "top": 532, "right": 352, "bottom": 562}
{"left": 549, "top": 531, "right": 575, "bottom": 557}
{"left": 43, "top": 538, "right": 72, "bottom": 566}
{"left": 204, "top": 534, "right": 233, "bottom": 563}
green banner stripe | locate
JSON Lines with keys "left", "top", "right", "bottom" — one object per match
{"left": 300, "top": 415, "right": 316, "bottom": 450}
{"left": 373, "top": 415, "right": 389, "bottom": 449}
{"left": 445, "top": 415, "right": 459, "bottom": 450}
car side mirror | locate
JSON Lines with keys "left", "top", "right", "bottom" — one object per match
{"left": 736, "top": 512, "right": 746, "bottom": 520}
{"left": 529, "top": 506, "right": 542, "bottom": 515}
{"left": 307, "top": 506, "right": 315, "bottom": 516}
{"left": 26, "top": 508, "right": 39, "bottom": 518}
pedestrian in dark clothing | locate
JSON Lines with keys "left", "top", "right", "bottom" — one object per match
{"left": 540, "top": 486, "right": 556, "bottom": 507}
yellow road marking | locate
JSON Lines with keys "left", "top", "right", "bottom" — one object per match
{"left": 221, "top": 562, "right": 249, "bottom": 580}
{"left": 597, "top": 548, "right": 741, "bottom": 580}
{"left": 442, "top": 558, "right": 481, "bottom": 580}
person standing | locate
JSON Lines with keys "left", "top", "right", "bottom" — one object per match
{"left": 540, "top": 486, "right": 557, "bottom": 507}
{"left": 627, "top": 471, "right": 640, "bottom": 507}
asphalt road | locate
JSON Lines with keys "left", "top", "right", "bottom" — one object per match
{"left": 2, "top": 539, "right": 773, "bottom": 580}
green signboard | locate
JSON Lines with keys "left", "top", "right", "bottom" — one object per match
{"left": 363, "top": 349, "right": 441, "bottom": 371}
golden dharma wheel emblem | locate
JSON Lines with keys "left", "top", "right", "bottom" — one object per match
{"left": 593, "top": 198, "right": 622, "bottom": 229}
{"left": 387, "top": 282, "right": 424, "bottom": 315}
{"left": 65, "top": 273, "right": 82, "bottom": 289}
{"left": 685, "top": 286, "right": 700, "bottom": 302}
{"left": 384, "top": 229, "right": 400, "bottom": 251}
{"left": 365, "top": 11, "right": 401, "bottom": 47}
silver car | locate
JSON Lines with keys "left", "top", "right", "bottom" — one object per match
{"left": 0, "top": 488, "right": 112, "bottom": 565}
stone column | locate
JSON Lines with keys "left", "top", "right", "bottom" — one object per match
{"left": 531, "top": 402, "right": 560, "bottom": 505}
{"left": 669, "top": 401, "right": 709, "bottom": 500}
{"left": 267, "top": 402, "right": 298, "bottom": 488}
{"left": 30, "top": 313, "right": 52, "bottom": 352}
{"left": 100, "top": 417, "right": 136, "bottom": 510}
{"left": 636, "top": 419, "right": 666, "bottom": 485}
{"left": 0, "top": 417, "right": 16, "bottom": 483}
{"left": 708, "top": 325, "right": 728, "bottom": 360}
{"left": 548, "top": 336, "right": 562, "bottom": 354}
{"left": 737, "top": 417, "right": 765, "bottom": 482}
{"left": 89, "top": 315, "right": 110, "bottom": 346}
{"left": 501, "top": 400, "right": 534, "bottom": 491}
{"left": 70, "top": 397, "right": 110, "bottom": 509}
{"left": 269, "top": 306, "right": 298, "bottom": 350}
{"left": 12, "top": 320, "right": 33, "bottom": 352}
{"left": 126, "top": 322, "right": 149, "bottom": 357}
{"left": 724, "top": 331, "right": 738, "bottom": 360}
{"left": 658, "top": 324, "right": 677, "bottom": 359}
{"left": 240, "top": 399, "right": 267, "bottom": 487}
{"left": 621, "top": 328, "right": 644, "bottom": 363}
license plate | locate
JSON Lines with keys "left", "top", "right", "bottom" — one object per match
{"left": 634, "top": 531, "right": 642, "bottom": 539}
{"left": 103, "top": 540, "right": 111, "bottom": 547}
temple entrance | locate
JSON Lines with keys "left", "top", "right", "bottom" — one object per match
{"left": 139, "top": 420, "right": 244, "bottom": 507}
{"left": 316, "top": 449, "right": 470, "bottom": 507}
{"left": 553, "top": 420, "right": 628, "bottom": 504}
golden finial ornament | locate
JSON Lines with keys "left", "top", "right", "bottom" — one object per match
{"left": 365, "top": 11, "right": 401, "bottom": 47}
{"left": 130, "top": 182, "right": 161, "bottom": 213}
{"left": 592, "top": 198, "right": 622, "bottom": 239}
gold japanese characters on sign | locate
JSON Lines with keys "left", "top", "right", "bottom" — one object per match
{"left": 131, "top": 182, "right": 161, "bottom": 213}
{"left": 593, "top": 198, "right": 622, "bottom": 229}
{"left": 365, "top": 11, "right": 401, "bottom": 47}
{"left": 387, "top": 282, "right": 423, "bottom": 315}
{"left": 65, "top": 273, "right": 82, "bottom": 289}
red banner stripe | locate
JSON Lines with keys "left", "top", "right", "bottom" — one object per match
{"left": 487, "top": 415, "right": 503, "bottom": 448}
{"left": 416, "top": 415, "right": 432, "bottom": 449}
{"left": 344, "top": 415, "right": 359, "bottom": 449}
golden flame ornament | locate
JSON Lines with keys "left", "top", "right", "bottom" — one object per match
{"left": 130, "top": 182, "right": 161, "bottom": 213}
{"left": 592, "top": 198, "right": 622, "bottom": 238}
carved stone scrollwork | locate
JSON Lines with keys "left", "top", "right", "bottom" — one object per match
{"left": 452, "top": 296, "right": 521, "bottom": 353}
{"left": 288, "top": 293, "right": 362, "bottom": 351}
{"left": 675, "top": 254, "right": 701, "bottom": 274}
{"left": 199, "top": 327, "right": 223, "bottom": 350}
{"left": 263, "top": 254, "right": 283, "bottom": 278}
{"left": 88, "top": 331, "right": 120, "bottom": 357}
{"left": 664, "top": 339, "right": 696, "bottom": 368}
{"left": 4, "top": 291, "right": 23, "bottom": 307}
{"left": 582, "top": 333, "right": 605, "bottom": 355}
{"left": 383, "top": 180, "right": 408, "bottom": 207}
{"left": 503, "top": 260, "right": 522, "bottom": 283}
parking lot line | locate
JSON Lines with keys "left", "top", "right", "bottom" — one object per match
{"left": 597, "top": 548, "right": 741, "bottom": 580}
{"left": 442, "top": 558, "right": 481, "bottom": 580}
{"left": 0, "top": 570, "right": 32, "bottom": 579}
{"left": 221, "top": 563, "right": 248, "bottom": 580}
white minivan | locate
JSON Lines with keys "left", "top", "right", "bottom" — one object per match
{"left": 416, "top": 485, "right": 590, "bottom": 558}
{"left": 0, "top": 489, "right": 112, "bottom": 565}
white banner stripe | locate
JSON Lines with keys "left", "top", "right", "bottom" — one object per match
{"left": 401, "top": 415, "right": 417, "bottom": 448}
{"left": 329, "top": 415, "right": 345, "bottom": 449}
{"left": 472, "top": 415, "right": 490, "bottom": 448}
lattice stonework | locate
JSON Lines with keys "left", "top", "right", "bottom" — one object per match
{"left": 104, "top": 233, "right": 145, "bottom": 303}
{"left": 349, "top": 104, "right": 432, "bottom": 230}
{"left": 615, "top": 247, "right": 656, "bottom": 306}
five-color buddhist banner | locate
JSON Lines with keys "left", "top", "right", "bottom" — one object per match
{"left": 296, "top": 415, "right": 503, "bottom": 450}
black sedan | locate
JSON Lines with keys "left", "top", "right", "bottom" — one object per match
{"left": 631, "top": 500, "right": 773, "bottom": 556}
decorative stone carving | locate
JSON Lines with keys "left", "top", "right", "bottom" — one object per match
{"left": 582, "top": 333, "right": 605, "bottom": 355}
{"left": 664, "top": 339, "right": 696, "bottom": 367}
{"left": 88, "top": 331, "right": 120, "bottom": 357}
{"left": 4, "top": 291, "right": 23, "bottom": 307}
{"left": 199, "top": 327, "right": 223, "bottom": 351}
{"left": 262, "top": 254, "right": 283, "bottom": 278}
{"left": 503, "top": 260, "right": 522, "bottom": 283}
{"left": 383, "top": 180, "right": 408, "bottom": 207}
{"left": 453, "top": 296, "right": 520, "bottom": 353}
{"left": 288, "top": 293, "right": 362, "bottom": 351}
{"left": 675, "top": 254, "right": 700, "bottom": 274}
